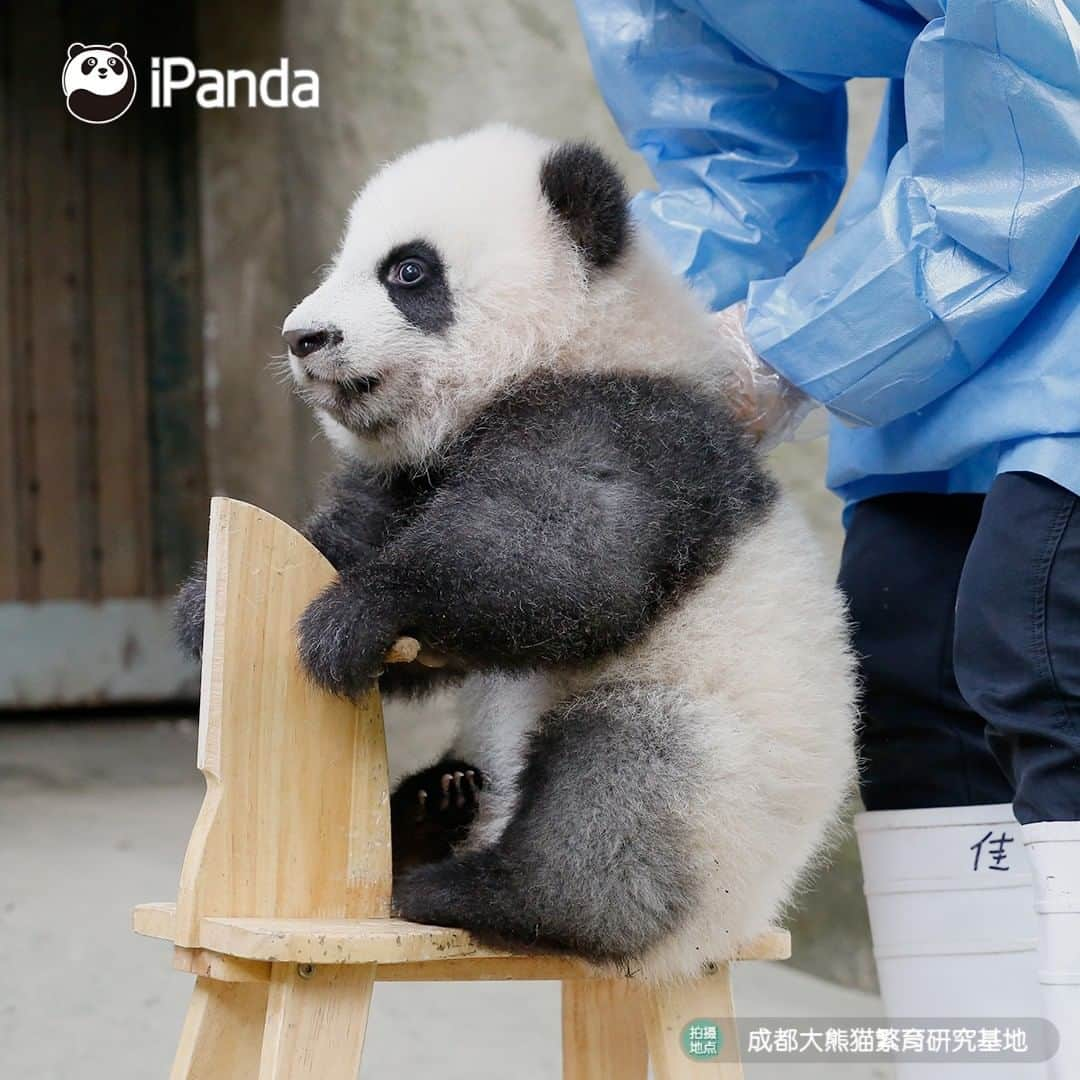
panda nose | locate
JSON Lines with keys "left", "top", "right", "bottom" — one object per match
{"left": 283, "top": 328, "right": 342, "bottom": 359}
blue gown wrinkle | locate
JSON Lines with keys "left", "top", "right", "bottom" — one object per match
{"left": 576, "top": 0, "right": 1080, "bottom": 507}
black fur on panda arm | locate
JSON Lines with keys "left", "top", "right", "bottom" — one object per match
{"left": 301, "top": 465, "right": 407, "bottom": 570}
{"left": 172, "top": 467, "right": 402, "bottom": 660}
{"left": 297, "top": 372, "right": 778, "bottom": 699}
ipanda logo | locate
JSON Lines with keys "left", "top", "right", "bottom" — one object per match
{"left": 63, "top": 43, "right": 137, "bottom": 124}
{"left": 150, "top": 57, "right": 319, "bottom": 109}
{"left": 63, "top": 43, "right": 318, "bottom": 124}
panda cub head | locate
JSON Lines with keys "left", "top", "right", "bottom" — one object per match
{"left": 284, "top": 125, "right": 716, "bottom": 469}
{"left": 62, "top": 43, "right": 136, "bottom": 124}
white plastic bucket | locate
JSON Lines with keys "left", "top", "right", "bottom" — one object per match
{"left": 1024, "top": 822, "right": 1080, "bottom": 1080}
{"left": 856, "top": 804, "right": 1047, "bottom": 1079}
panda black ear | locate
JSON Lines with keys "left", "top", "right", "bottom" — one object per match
{"left": 108, "top": 42, "right": 127, "bottom": 58}
{"left": 68, "top": 43, "right": 86, "bottom": 59}
{"left": 540, "top": 142, "right": 629, "bottom": 271}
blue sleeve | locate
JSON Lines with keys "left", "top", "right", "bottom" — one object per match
{"left": 575, "top": 0, "right": 849, "bottom": 311}
{"left": 745, "top": 0, "right": 1080, "bottom": 426}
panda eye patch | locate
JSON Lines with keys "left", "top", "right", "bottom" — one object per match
{"left": 376, "top": 239, "right": 453, "bottom": 334}
{"left": 390, "top": 259, "right": 427, "bottom": 287}
{"left": 82, "top": 57, "right": 97, "bottom": 74}
{"left": 108, "top": 57, "right": 121, "bottom": 71}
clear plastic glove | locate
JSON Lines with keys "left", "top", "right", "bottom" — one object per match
{"left": 713, "top": 303, "right": 824, "bottom": 452}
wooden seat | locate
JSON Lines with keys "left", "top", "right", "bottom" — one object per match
{"left": 135, "top": 900, "right": 788, "bottom": 974}
{"left": 134, "top": 497, "right": 789, "bottom": 1078}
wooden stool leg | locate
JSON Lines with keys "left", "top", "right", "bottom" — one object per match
{"left": 561, "top": 979, "right": 648, "bottom": 1079}
{"left": 258, "top": 963, "right": 376, "bottom": 1079}
{"left": 171, "top": 977, "right": 270, "bottom": 1079}
{"left": 641, "top": 965, "right": 742, "bottom": 1080}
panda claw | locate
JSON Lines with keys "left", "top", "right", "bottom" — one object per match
{"left": 392, "top": 759, "right": 485, "bottom": 847}
{"left": 391, "top": 760, "right": 483, "bottom": 874}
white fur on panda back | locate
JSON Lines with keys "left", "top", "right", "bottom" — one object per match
{"left": 614, "top": 496, "right": 856, "bottom": 978}
{"left": 452, "top": 495, "right": 856, "bottom": 980}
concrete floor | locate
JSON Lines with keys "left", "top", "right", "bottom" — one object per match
{"left": 0, "top": 719, "right": 891, "bottom": 1079}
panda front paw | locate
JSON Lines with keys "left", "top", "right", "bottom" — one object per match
{"left": 173, "top": 563, "right": 208, "bottom": 659}
{"left": 296, "top": 577, "right": 399, "bottom": 699}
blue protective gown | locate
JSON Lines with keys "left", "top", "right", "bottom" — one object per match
{"left": 575, "top": 0, "right": 1080, "bottom": 508}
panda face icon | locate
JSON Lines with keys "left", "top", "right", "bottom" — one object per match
{"left": 62, "top": 43, "right": 136, "bottom": 124}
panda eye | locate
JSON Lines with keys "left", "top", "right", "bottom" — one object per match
{"left": 108, "top": 57, "right": 121, "bottom": 70}
{"left": 82, "top": 57, "right": 96, "bottom": 74}
{"left": 391, "top": 259, "right": 427, "bottom": 287}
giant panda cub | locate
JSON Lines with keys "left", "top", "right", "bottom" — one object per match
{"left": 177, "top": 125, "right": 856, "bottom": 981}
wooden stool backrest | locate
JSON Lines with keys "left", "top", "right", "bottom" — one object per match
{"left": 174, "top": 497, "right": 392, "bottom": 947}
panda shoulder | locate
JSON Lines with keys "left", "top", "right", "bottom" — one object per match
{"left": 464, "top": 371, "right": 762, "bottom": 472}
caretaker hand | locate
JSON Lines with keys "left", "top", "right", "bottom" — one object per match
{"left": 714, "top": 303, "right": 820, "bottom": 452}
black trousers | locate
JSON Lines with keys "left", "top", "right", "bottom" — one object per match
{"left": 840, "top": 471, "right": 1080, "bottom": 824}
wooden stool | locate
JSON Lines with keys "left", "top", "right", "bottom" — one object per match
{"left": 133, "top": 497, "right": 789, "bottom": 1078}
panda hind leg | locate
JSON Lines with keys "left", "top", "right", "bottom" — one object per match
{"left": 390, "top": 759, "right": 484, "bottom": 876}
{"left": 393, "top": 684, "right": 702, "bottom": 964}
